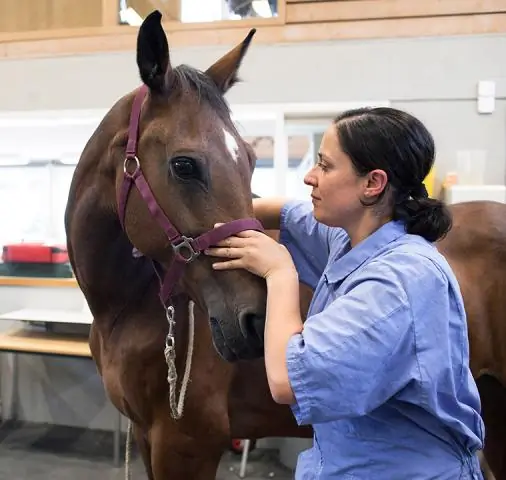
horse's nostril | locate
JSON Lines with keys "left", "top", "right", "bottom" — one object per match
{"left": 238, "top": 312, "right": 265, "bottom": 346}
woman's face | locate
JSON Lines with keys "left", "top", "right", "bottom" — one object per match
{"left": 304, "top": 123, "right": 386, "bottom": 230}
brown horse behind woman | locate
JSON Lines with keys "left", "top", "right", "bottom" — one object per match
{"left": 65, "top": 10, "right": 506, "bottom": 479}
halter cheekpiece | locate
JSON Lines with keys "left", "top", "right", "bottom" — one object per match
{"left": 117, "top": 84, "right": 264, "bottom": 305}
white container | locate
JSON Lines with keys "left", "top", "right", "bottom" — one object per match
{"left": 446, "top": 185, "right": 506, "bottom": 204}
{"left": 456, "top": 150, "right": 487, "bottom": 185}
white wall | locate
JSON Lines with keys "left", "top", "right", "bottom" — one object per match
{"left": 0, "top": 33, "right": 505, "bottom": 182}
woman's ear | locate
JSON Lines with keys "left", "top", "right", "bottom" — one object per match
{"left": 364, "top": 169, "right": 388, "bottom": 198}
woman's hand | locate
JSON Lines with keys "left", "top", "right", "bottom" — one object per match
{"left": 204, "top": 224, "right": 296, "bottom": 280}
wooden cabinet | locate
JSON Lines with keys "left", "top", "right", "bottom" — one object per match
{"left": 285, "top": 0, "right": 506, "bottom": 24}
{"left": 0, "top": 0, "right": 103, "bottom": 32}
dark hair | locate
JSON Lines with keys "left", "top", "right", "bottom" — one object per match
{"left": 333, "top": 107, "right": 452, "bottom": 242}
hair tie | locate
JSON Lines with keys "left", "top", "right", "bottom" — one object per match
{"left": 411, "top": 183, "right": 429, "bottom": 199}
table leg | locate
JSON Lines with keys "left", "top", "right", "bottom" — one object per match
{"left": 10, "top": 353, "right": 18, "bottom": 421}
{"left": 239, "top": 439, "right": 251, "bottom": 478}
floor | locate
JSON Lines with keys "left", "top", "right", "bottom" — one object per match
{"left": 0, "top": 421, "right": 294, "bottom": 479}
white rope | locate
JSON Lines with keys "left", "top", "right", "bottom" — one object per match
{"left": 124, "top": 299, "right": 195, "bottom": 478}
{"left": 165, "top": 299, "right": 195, "bottom": 419}
{"left": 125, "top": 419, "right": 132, "bottom": 480}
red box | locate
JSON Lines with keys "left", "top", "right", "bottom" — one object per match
{"left": 2, "top": 243, "right": 69, "bottom": 264}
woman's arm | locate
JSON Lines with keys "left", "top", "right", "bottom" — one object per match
{"left": 264, "top": 268, "right": 303, "bottom": 404}
{"left": 253, "top": 197, "right": 287, "bottom": 230}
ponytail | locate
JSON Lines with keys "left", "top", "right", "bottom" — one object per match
{"left": 393, "top": 197, "right": 452, "bottom": 242}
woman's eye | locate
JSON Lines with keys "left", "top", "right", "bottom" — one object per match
{"left": 317, "top": 160, "right": 328, "bottom": 171}
{"left": 171, "top": 158, "right": 197, "bottom": 179}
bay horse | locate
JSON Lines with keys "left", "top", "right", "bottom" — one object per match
{"left": 64, "top": 9, "right": 506, "bottom": 480}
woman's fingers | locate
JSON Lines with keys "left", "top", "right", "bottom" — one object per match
{"left": 204, "top": 246, "right": 242, "bottom": 258}
{"left": 212, "top": 235, "right": 248, "bottom": 248}
{"left": 211, "top": 259, "right": 242, "bottom": 270}
{"left": 234, "top": 229, "right": 263, "bottom": 238}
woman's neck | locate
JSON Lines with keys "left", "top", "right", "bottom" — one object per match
{"left": 347, "top": 212, "right": 392, "bottom": 248}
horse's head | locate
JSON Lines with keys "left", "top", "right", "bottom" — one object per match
{"left": 110, "top": 11, "right": 266, "bottom": 361}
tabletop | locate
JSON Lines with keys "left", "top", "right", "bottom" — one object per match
{"left": 0, "top": 308, "right": 93, "bottom": 325}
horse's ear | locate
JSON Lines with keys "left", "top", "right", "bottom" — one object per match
{"left": 136, "top": 10, "right": 171, "bottom": 93}
{"left": 205, "top": 29, "right": 256, "bottom": 93}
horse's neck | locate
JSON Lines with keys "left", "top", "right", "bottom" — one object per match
{"left": 67, "top": 183, "right": 156, "bottom": 325}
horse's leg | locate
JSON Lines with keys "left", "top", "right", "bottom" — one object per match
{"left": 132, "top": 423, "right": 154, "bottom": 480}
{"left": 149, "top": 419, "right": 227, "bottom": 480}
{"left": 477, "top": 375, "right": 506, "bottom": 480}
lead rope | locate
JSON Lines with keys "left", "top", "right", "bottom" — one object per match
{"left": 125, "top": 421, "right": 132, "bottom": 480}
{"left": 124, "top": 299, "right": 196, "bottom": 480}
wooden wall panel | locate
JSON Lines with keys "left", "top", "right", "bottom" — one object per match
{"left": 129, "top": 0, "right": 180, "bottom": 21}
{"left": 286, "top": 0, "right": 506, "bottom": 24}
{"left": 0, "top": 0, "right": 103, "bottom": 33}
{"left": 1, "top": 0, "right": 506, "bottom": 58}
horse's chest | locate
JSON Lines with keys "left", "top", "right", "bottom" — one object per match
{"left": 89, "top": 326, "right": 129, "bottom": 414}
{"left": 98, "top": 352, "right": 129, "bottom": 416}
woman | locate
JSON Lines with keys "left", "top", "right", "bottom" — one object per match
{"left": 205, "top": 107, "right": 485, "bottom": 479}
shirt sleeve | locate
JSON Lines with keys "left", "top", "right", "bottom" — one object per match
{"left": 286, "top": 253, "right": 434, "bottom": 425}
{"left": 279, "top": 199, "right": 349, "bottom": 290}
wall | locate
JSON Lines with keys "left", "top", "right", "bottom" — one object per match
{"left": 0, "top": 33, "right": 505, "bottom": 183}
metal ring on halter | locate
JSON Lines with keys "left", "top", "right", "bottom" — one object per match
{"left": 123, "top": 155, "right": 140, "bottom": 177}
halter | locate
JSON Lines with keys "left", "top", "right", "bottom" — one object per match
{"left": 117, "top": 84, "right": 263, "bottom": 305}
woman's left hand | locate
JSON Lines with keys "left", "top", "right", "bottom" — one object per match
{"left": 204, "top": 225, "right": 296, "bottom": 280}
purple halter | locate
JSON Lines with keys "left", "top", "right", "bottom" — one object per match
{"left": 117, "top": 84, "right": 263, "bottom": 305}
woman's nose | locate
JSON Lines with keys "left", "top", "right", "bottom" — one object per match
{"left": 304, "top": 168, "right": 317, "bottom": 187}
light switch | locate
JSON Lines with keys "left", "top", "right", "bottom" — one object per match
{"left": 477, "top": 96, "right": 495, "bottom": 114}
{"left": 478, "top": 80, "right": 496, "bottom": 97}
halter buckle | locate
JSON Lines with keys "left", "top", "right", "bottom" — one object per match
{"left": 172, "top": 236, "right": 200, "bottom": 263}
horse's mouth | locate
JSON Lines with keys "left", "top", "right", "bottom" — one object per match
{"left": 209, "top": 317, "right": 263, "bottom": 362}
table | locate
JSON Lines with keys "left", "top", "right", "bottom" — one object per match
{"left": 0, "top": 308, "right": 122, "bottom": 467}
{"left": 0, "top": 308, "right": 93, "bottom": 325}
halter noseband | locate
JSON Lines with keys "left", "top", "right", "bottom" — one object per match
{"left": 117, "top": 84, "right": 263, "bottom": 305}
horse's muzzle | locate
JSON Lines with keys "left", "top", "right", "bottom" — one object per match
{"left": 209, "top": 316, "right": 265, "bottom": 362}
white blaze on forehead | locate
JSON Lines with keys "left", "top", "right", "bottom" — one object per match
{"left": 223, "top": 128, "right": 239, "bottom": 163}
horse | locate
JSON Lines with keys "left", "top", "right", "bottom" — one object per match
{"left": 65, "top": 10, "right": 310, "bottom": 479}
{"left": 64, "top": 10, "right": 506, "bottom": 480}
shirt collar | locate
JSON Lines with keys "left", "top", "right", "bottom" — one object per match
{"left": 325, "top": 220, "right": 407, "bottom": 284}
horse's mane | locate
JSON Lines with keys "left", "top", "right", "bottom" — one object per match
{"left": 169, "top": 65, "right": 231, "bottom": 121}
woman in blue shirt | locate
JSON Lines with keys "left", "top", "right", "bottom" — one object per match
{"left": 205, "top": 107, "right": 485, "bottom": 479}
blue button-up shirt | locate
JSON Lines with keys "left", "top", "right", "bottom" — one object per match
{"left": 279, "top": 200, "right": 485, "bottom": 480}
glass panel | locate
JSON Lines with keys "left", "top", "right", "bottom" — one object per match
{"left": 246, "top": 135, "right": 277, "bottom": 197}
{"left": 232, "top": 113, "right": 278, "bottom": 197}
{"left": 182, "top": 0, "right": 279, "bottom": 22}
{"left": 0, "top": 164, "right": 51, "bottom": 249}
{"left": 285, "top": 134, "right": 314, "bottom": 200}
{"left": 284, "top": 120, "right": 329, "bottom": 200}
{"left": 119, "top": 0, "right": 279, "bottom": 25}
{"left": 49, "top": 163, "right": 76, "bottom": 244}
{"left": 245, "top": 134, "right": 314, "bottom": 199}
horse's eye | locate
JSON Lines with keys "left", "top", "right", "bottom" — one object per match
{"left": 171, "top": 157, "right": 198, "bottom": 180}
